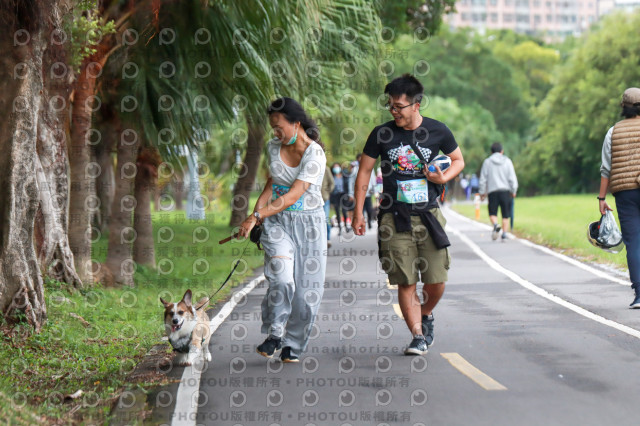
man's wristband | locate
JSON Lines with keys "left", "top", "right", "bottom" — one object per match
{"left": 597, "top": 196, "right": 606, "bottom": 201}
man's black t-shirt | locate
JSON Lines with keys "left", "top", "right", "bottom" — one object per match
{"left": 362, "top": 116, "right": 458, "bottom": 210}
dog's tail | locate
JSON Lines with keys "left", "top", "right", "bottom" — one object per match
{"left": 195, "top": 297, "right": 210, "bottom": 311}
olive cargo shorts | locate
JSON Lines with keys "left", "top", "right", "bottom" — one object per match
{"left": 378, "top": 209, "right": 451, "bottom": 285}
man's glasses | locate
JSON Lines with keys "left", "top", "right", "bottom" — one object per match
{"left": 385, "top": 102, "right": 417, "bottom": 113}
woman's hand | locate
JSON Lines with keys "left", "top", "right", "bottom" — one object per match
{"left": 238, "top": 215, "right": 258, "bottom": 239}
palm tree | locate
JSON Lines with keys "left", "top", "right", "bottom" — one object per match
{"left": 93, "top": 0, "right": 383, "bottom": 284}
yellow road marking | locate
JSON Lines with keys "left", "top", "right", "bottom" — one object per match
{"left": 392, "top": 304, "right": 403, "bottom": 319}
{"left": 441, "top": 353, "right": 507, "bottom": 391}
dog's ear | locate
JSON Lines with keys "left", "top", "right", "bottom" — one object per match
{"left": 160, "top": 297, "right": 170, "bottom": 307}
{"left": 182, "top": 289, "right": 193, "bottom": 307}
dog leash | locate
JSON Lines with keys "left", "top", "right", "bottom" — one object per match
{"left": 196, "top": 236, "right": 252, "bottom": 311}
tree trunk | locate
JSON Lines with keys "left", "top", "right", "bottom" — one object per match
{"left": 229, "top": 119, "right": 265, "bottom": 227}
{"left": 174, "top": 177, "right": 184, "bottom": 210}
{"left": 133, "top": 147, "right": 160, "bottom": 267}
{"left": 68, "top": 58, "right": 99, "bottom": 284}
{"left": 34, "top": 153, "right": 82, "bottom": 287}
{"left": 104, "top": 129, "right": 139, "bottom": 286}
{"left": 33, "top": 3, "right": 81, "bottom": 288}
{"left": 154, "top": 185, "right": 161, "bottom": 212}
{"left": 0, "top": 0, "right": 56, "bottom": 330}
{"left": 217, "top": 149, "right": 234, "bottom": 176}
{"left": 94, "top": 119, "right": 116, "bottom": 233}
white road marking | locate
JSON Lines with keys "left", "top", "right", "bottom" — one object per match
{"left": 171, "top": 275, "right": 264, "bottom": 426}
{"left": 447, "top": 208, "right": 630, "bottom": 286}
{"left": 447, "top": 225, "right": 640, "bottom": 340}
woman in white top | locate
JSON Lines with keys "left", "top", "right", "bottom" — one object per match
{"left": 238, "top": 97, "right": 327, "bottom": 362}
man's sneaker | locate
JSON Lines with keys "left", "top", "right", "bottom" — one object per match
{"left": 491, "top": 224, "right": 501, "bottom": 240}
{"left": 256, "top": 336, "right": 282, "bottom": 358}
{"left": 404, "top": 335, "right": 428, "bottom": 356}
{"left": 421, "top": 314, "right": 434, "bottom": 347}
{"left": 280, "top": 346, "right": 299, "bottom": 363}
{"left": 630, "top": 293, "right": 640, "bottom": 309}
{"left": 501, "top": 232, "right": 508, "bottom": 242}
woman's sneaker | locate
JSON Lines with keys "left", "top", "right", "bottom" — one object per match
{"left": 404, "top": 335, "right": 428, "bottom": 356}
{"left": 256, "top": 336, "right": 282, "bottom": 358}
{"left": 280, "top": 347, "right": 299, "bottom": 363}
{"left": 421, "top": 314, "right": 435, "bottom": 347}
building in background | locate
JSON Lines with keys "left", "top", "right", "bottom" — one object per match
{"left": 446, "top": 0, "right": 638, "bottom": 38}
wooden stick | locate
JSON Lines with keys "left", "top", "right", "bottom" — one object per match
{"left": 218, "top": 233, "right": 239, "bottom": 245}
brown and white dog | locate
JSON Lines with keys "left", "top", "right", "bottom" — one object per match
{"left": 160, "top": 289, "right": 211, "bottom": 366}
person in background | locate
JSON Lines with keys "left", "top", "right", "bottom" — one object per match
{"left": 343, "top": 160, "right": 358, "bottom": 231}
{"left": 460, "top": 174, "right": 470, "bottom": 200}
{"left": 321, "top": 164, "right": 335, "bottom": 248}
{"left": 598, "top": 87, "right": 640, "bottom": 309}
{"left": 330, "top": 162, "right": 348, "bottom": 235}
{"left": 470, "top": 173, "right": 479, "bottom": 195}
{"left": 479, "top": 142, "right": 518, "bottom": 242}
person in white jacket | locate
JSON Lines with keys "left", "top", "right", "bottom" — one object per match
{"left": 479, "top": 143, "right": 518, "bottom": 241}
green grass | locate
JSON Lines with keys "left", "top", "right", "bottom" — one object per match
{"left": 0, "top": 204, "right": 264, "bottom": 424}
{"left": 451, "top": 194, "right": 628, "bottom": 271}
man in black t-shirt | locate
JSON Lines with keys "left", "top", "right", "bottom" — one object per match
{"left": 353, "top": 74, "right": 465, "bottom": 356}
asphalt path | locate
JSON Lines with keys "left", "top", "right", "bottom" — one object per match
{"left": 118, "top": 207, "right": 640, "bottom": 426}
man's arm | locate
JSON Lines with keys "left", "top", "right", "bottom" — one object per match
{"left": 425, "top": 147, "right": 464, "bottom": 184}
{"left": 347, "top": 165, "right": 357, "bottom": 198}
{"left": 598, "top": 176, "right": 613, "bottom": 215}
{"left": 478, "top": 159, "right": 488, "bottom": 200}
{"left": 508, "top": 159, "right": 518, "bottom": 197}
{"left": 599, "top": 127, "right": 614, "bottom": 215}
{"left": 353, "top": 154, "right": 376, "bottom": 236}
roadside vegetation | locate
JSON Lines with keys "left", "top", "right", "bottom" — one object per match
{"left": 0, "top": 206, "right": 263, "bottom": 424}
{"left": 3, "top": 0, "right": 640, "bottom": 423}
{"left": 451, "top": 195, "right": 628, "bottom": 272}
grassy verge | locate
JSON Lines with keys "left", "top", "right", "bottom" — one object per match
{"left": 0, "top": 205, "right": 264, "bottom": 424}
{"left": 450, "top": 194, "right": 628, "bottom": 271}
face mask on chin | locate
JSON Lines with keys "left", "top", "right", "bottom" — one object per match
{"left": 285, "top": 124, "right": 299, "bottom": 145}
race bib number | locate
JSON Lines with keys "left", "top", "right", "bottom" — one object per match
{"left": 272, "top": 184, "right": 304, "bottom": 211}
{"left": 397, "top": 178, "right": 429, "bottom": 204}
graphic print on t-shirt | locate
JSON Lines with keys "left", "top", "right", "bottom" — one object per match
{"left": 387, "top": 143, "right": 432, "bottom": 174}
{"left": 272, "top": 184, "right": 304, "bottom": 211}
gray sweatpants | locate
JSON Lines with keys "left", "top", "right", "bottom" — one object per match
{"left": 260, "top": 208, "right": 327, "bottom": 357}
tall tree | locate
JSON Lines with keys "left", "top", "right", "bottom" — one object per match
{"left": 110, "top": 0, "right": 382, "bottom": 231}
{"left": 67, "top": 2, "right": 120, "bottom": 284}
{"left": 379, "top": 0, "right": 457, "bottom": 34}
{"left": 34, "top": 1, "right": 82, "bottom": 288}
{"left": 519, "top": 10, "right": 640, "bottom": 193}
{"left": 389, "top": 28, "right": 531, "bottom": 139}
{"left": 133, "top": 146, "right": 161, "bottom": 267}
{"left": 0, "top": 0, "right": 65, "bottom": 330}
